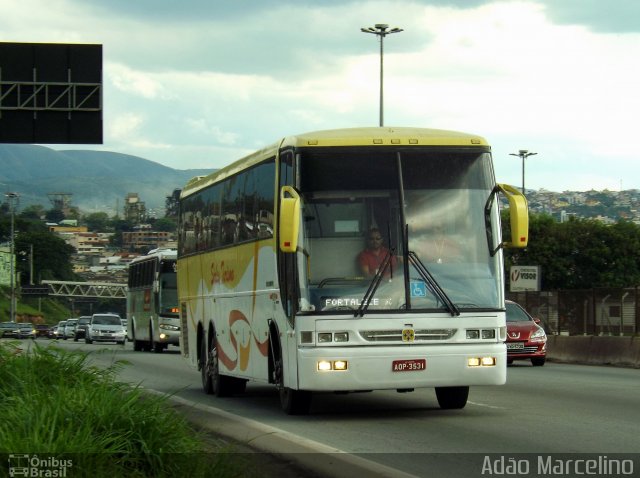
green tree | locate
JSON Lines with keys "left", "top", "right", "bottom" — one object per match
{"left": 16, "top": 231, "right": 77, "bottom": 283}
{"left": 83, "top": 212, "right": 112, "bottom": 232}
{"left": 152, "top": 217, "right": 177, "bottom": 232}
{"left": 19, "top": 205, "right": 46, "bottom": 221}
{"left": 504, "top": 213, "right": 640, "bottom": 290}
{"left": 110, "top": 219, "right": 135, "bottom": 248}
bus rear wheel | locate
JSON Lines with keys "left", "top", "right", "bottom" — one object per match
{"left": 200, "top": 333, "right": 213, "bottom": 394}
{"left": 435, "top": 386, "right": 469, "bottom": 409}
{"left": 201, "top": 330, "right": 233, "bottom": 397}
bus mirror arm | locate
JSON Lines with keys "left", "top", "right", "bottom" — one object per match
{"left": 485, "top": 185, "right": 529, "bottom": 257}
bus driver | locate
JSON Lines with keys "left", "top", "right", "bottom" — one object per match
{"left": 357, "top": 228, "right": 397, "bottom": 277}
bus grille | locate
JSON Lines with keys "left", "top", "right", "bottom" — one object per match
{"left": 361, "top": 328, "right": 457, "bottom": 342}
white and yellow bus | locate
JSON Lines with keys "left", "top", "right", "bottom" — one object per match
{"left": 127, "top": 248, "right": 180, "bottom": 353}
{"left": 178, "top": 127, "right": 528, "bottom": 414}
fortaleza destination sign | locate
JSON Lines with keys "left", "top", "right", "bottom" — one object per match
{"left": 481, "top": 454, "right": 635, "bottom": 476}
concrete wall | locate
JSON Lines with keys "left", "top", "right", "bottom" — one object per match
{"left": 546, "top": 335, "right": 640, "bottom": 368}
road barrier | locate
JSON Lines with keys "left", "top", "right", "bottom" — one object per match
{"left": 546, "top": 335, "right": 640, "bottom": 368}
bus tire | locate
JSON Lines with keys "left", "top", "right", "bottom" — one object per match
{"left": 201, "top": 329, "right": 233, "bottom": 397}
{"left": 132, "top": 328, "right": 142, "bottom": 351}
{"left": 150, "top": 325, "right": 163, "bottom": 353}
{"left": 435, "top": 386, "right": 469, "bottom": 409}
{"left": 271, "top": 334, "right": 311, "bottom": 415}
{"left": 200, "top": 332, "right": 214, "bottom": 394}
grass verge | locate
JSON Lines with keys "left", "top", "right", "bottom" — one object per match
{"left": 0, "top": 340, "right": 251, "bottom": 477}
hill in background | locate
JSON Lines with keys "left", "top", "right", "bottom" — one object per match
{"left": 0, "top": 144, "right": 213, "bottom": 215}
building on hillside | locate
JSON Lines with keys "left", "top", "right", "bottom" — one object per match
{"left": 124, "top": 193, "right": 147, "bottom": 224}
{"left": 64, "top": 232, "right": 113, "bottom": 255}
{"left": 49, "top": 225, "right": 88, "bottom": 234}
{"left": 122, "top": 230, "right": 176, "bottom": 252}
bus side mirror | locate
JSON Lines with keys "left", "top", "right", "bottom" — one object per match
{"left": 279, "top": 186, "right": 300, "bottom": 253}
{"left": 497, "top": 183, "right": 529, "bottom": 249}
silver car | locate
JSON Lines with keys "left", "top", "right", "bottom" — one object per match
{"left": 63, "top": 318, "right": 79, "bottom": 339}
{"left": 85, "top": 313, "right": 126, "bottom": 345}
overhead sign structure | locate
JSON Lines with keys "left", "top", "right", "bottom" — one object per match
{"left": 510, "top": 265, "right": 541, "bottom": 292}
{"left": 0, "top": 42, "right": 102, "bottom": 144}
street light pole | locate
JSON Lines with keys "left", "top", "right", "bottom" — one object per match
{"left": 5, "top": 192, "right": 19, "bottom": 323}
{"left": 361, "top": 23, "right": 403, "bottom": 127}
{"left": 509, "top": 150, "right": 537, "bottom": 196}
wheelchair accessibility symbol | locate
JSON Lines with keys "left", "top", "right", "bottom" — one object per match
{"left": 410, "top": 281, "right": 427, "bottom": 298}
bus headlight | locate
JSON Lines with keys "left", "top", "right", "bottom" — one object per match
{"left": 318, "top": 333, "right": 333, "bottom": 343}
{"left": 334, "top": 332, "right": 349, "bottom": 342}
{"left": 467, "top": 356, "right": 497, "bottom": 367}
{"left": 466, "top": 329, "right": 497, "bottom": 340}
{"left": 317, "top": 332, "right": 350, "bottom": 343}
{"left": 317, "top": 360, "right": 349, "bottom": 371}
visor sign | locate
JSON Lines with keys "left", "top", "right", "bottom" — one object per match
{"left": 510, "top": 265, "right": 540, "bottom": 292}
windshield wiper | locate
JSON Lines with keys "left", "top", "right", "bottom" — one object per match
{"left": 408, "top": 251, "right": 460, "bottom": 317}
{"left": 354, "top": 247, "right": 395, "bottom": 318}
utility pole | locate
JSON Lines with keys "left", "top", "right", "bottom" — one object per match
{"left": 509, "top": 150, "right": 537, "bottom": 196}
{"left": 361, "top": 23, "right": 403, "bottom": 127}
{"left": 5, "top": 192, "right": 19, "bottom": 322}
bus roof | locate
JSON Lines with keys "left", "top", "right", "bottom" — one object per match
{"left": 130, "top": 249, "right": 177, "bottom": 265}
{"left": 181, "top": 127, "right": 488, "bottom": 198}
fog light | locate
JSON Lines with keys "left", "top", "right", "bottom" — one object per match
{"left": 468, "top": 357, "right": 481, "bottom": 367}
{"left": 466, "top": 330, "right": 480, "bottom": 339}
{"left": 481, "top": 356, "right": 496, "bottom": 366}
{"left": 333, "top": 360, "right": 348, "bottom": 370}
{"left": 159, "top": 333, "right": 167, "bottom": 340}
{"left": 334, "top": 332, "right": 349, "bottom": 342}
{"left": 318, "top": 333, "right": 332, "bottom": 343}
{"left": 318, "top": 360, "right": 332, "bottom": 371}
{"left": 482, "top": 329, "right": 496, "bottom": 339}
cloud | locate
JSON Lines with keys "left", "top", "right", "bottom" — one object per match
{"left": 107, "top": 63, "right": 166, "bottom": 99}
{"left": 1, "top": 0, "right": 640, "bottom": 191}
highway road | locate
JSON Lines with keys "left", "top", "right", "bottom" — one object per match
{"left": 23, "top": 339, "right": 640, "bottom": 477}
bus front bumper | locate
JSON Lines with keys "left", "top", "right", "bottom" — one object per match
{"left": 296, "top": 343, "right": 506, "bottom": 391}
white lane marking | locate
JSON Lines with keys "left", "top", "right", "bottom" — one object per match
{"left": 468, "top": 401, "right": 506, "bottom": 410}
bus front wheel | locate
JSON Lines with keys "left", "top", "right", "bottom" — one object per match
{"left": 272, "top": 339, "right": 311, "bottom": 415}
{"left": 435, "top": 386, "right": 469, "bottom": 409}
{"left": 150, "top": 325, "right": 164, "bottom": 353}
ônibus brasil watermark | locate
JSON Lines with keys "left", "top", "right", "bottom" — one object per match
{"left": 481, "top": 455, "right": 635, "bottom": 476}
{"left": 8, "top": 454, "right": 72, "bottom": 477}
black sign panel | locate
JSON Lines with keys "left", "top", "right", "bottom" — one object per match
{"left": 0, "top": 42, "right": 103, "bottom": 144}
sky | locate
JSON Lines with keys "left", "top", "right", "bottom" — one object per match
{"left": 1, "top": 0, "right": 639, "bottom": 192}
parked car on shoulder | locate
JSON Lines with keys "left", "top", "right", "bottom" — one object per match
{"left": 48, "top": 325, "right": 58, "bottom": 339}
{"left": 54, "top": 321, "right": 67, "bottom": 339}
{"left": 0, "top": 322, "right": 19, "bottom": 338}
{"left": 506, "top": 300, "right": 547, "bottom": 366}
{"left": 34, "top": 324, "right": 51, "bottom": 338}
{"left": 63, "top": 318, "right": 79, "bottom": 339}
{"left": 17, "top": 323, "right": 36, "bottom": 339}
{"left": 73, "top": 316, "right": 92, "bottom": 341}
{"left": 86, "top": 313, "right": 126, "bottom": 345}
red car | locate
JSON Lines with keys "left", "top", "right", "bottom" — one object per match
{"left": 505, "top": 300, "right": 547, "bottom": 366}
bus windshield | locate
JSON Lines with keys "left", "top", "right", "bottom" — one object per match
{"left": 297, "top": 146, "right": 501, "bottom": 314}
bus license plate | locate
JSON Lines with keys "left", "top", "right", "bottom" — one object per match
{"left": 392, "top": 359, "right": 426, "bottom": 372}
